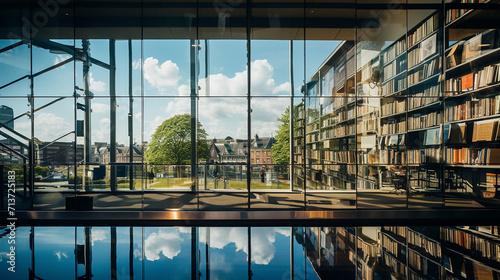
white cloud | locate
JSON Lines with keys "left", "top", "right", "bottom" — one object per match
{"left": 91, "top": 102, "right": 109, "bottom": 114}
{"left": 198, "top": 59, "right": 287, "bottom": 97}
{"left": 132, "top": 59, "right": 142, "bottom": 70}
{"left": 92, "top": 58, "right": 291, "bottom": 142}
{"left": 145, "top": 115, "right": 164, "bottom": 141}
{"left": 89, "top": 72, "right": 107, "bottom": 93}
{"left": 16, "top": 112, "right": 72, "bottom": 142}
{"left": 198, "top": 227, "right": 288, "bottom": 265}
{"left": 53, "top": 54, "right": 71, "bottom": 69}
{"left": 54, "top": 251, "right": 68, "bottom": 262}
{"left": 144, "top": 228, "right": 183, "bottom": 261}
{"left": 143, "top": 57, "right": 181, "bottom": 93}
{"left": 273, "top": 82, "right": 290, "bottom": 94}
{"left": 92, "top": 228, "right": 108, "bottom": 245}
{"left": 92, "top": 118, "right": 110, "bottom": 142}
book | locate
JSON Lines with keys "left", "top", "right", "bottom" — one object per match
{"left": 462, "top": 34, "right": 482, "bottom": 63}
{"left": 446, "top": 42, "right": 464, "bottom": 68}
{"left": 472, "top": 119, "right": 498, "bottom": 142}
{"left": 424, "top": 127, "right": 441, "bottom": 146}
{"left": 448, "top": 123, "right": 467, "bottom": 144}
{"left": 461, "top": 73, "right": 474, "bottom": 91}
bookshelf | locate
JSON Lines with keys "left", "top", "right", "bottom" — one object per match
{"left": 443, "top": 0, "right": 500, "bottom": 198}
{"left": 293, "top": 1, "right": 500, "bottom": 198}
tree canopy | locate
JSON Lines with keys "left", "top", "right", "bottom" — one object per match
{"left": 145, "top": 114, "right": 209, "bottom": 166}
{"left": 271, "top": 106, "right": 296, "bottom": 165}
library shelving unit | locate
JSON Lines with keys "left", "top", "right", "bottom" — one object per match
{"left": 443, "top": 0, "right": 500, "bottom": 200}
{"left": 303, "top": 41, "right": 357, "bottom": 191}
{"left": 441, "top": 226, "right": 500, "bottom": 279}
{"left": 407, "top": 226, "right": 443, "bottom": 280}
{"left": 293, "top": 100, "right": 306, "bottom": 190}
{"left": 381, "top": 226, "right": 408, "bottom": 279}
{"left": 294, "top": 0, "right": 500, "bottom": 202}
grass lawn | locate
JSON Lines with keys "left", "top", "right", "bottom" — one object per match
{"left": 87, "top": 178, "right": 290, "bottom": 190}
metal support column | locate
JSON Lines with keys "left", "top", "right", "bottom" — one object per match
{"left": 290, "top": 227, "right": 294, "bottom": 280}
{"left": 84, "top": 226, "right": 92, "bottom": 280}
{"left": 289, "top": 41, "right": 295, "bottom": 192}
{"left": 110, "top": 39, "right": 117, "bottom": 191}
{"left": 82, "top": 39, "right": 91, "bottom": 192}
{"left": 191, "top": 227, "right": 199, "bottom": 280}
{"left": 190, "top": 40, "right": 198, "bottom": 192}
{"left": 128, "top": 40, "right": 134, "bottom": 190}
{"left": 129, "top": 227, "right": 134, "bottom": 279}
{"left": 246, "top": 0, "right": 252, "bottom": 208}
{"left": 111, "top": 227, "right": 117, "bottom": 280}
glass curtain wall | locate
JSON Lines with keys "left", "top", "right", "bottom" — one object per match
{"left": 2, "top": 0, "right": 500, "bottom": 211}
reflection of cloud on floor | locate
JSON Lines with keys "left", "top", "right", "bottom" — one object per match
{"left": 92, "top": 228, "right": 109, "bottom": 245}
{"left": 54, "top": 250, "right": 68, "bottom": 261}
{"left": 199, "top": 227, "right": 289, "bottom": 265}
{"left": 144, "top": 228, "right": 183, "bottom": 261}
{"left": 210, "top": 252, "right": 233, "bottom": 273}
{"left": 0, "top": 252, "right": 8, "bottom": 262}
{"left": 133, "top": 248, "right": 142, "bottom": 260}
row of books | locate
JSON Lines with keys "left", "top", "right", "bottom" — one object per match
{"left": 441, "top": 226, "right": 500, "bottom": 262}
{"left": 380, "top": 134, "right": 406, "bottom": 149}
{"left": 383, "top": 226, "right": 407, "bottom": 238}
{"left": 383, "top": 60, "right": 398, "bottom": 82}
{"left": 409, "top": 83, "right": 440, "bottom": 103}
{"left": 379, "top": 150, "right": 406, "bottom": 165}
{"left": 408, "top": 148, "right": 442, "bottom": 164}
{"left": 408, "top": 14, "right": 438, "bottom": 48}
{"left": 306, "top": 133, "right": 319, "bottom": 144}
{"left": 358, "top": 153, "right": 377, "bottom": 165}
{"left": 346, "top": 55, "right": 355, "bottom": 77}
{"left": 408, "top": 111, "right": 442, "bottom": 131}
{"left": 408, "top": 95, "right": 440, "bottom": 110}
{"left": 381, "top": 76, "right": 407, "bottom": 96}
{"left": 408, "top": 250, "right": 430, "bottom": 274}
{"left": 357, "top": 105, "right": 377, "bottom": 117}
{"left": 408, "top": 43, "right": 435, "bottom": 69}
{"left": 445, "top": 147, "right": 500, "bottom": 165}
{"left": 383, "top": 252, "right": 407, "bottom": 277}
{"left": 408, "top": 230, "right": 442, "bottom": 259}
{"left": 323, "top": 150, "right": 356, "bottom": 164}
{"left": 383, "top": 39, "right": 407, "bottom": 64}
{"left": 381, "top": 118, "right": 407, "bottom": 135}
{"left": 444, "top": 96, "right": 500, "bottom": 122}
{"left": 358, "top": 238, "right": 377, "bottom": 260}
{"left": 382, "top": 234, "right": 405, "bottom": 259}
{"left": 325, "top": 124, "right": 356, "bottom": 139}
{"left": 306, "top": 149, "right": 321, "bottom": 161}
{"left": 381, "top": 99, "right": 406, "bottom": 117}
{"left": 445, "top": 0, "right": 479, "bottom": 24}
{"left": 408, "top": 57, "right": 441, "bottom": 86}
{"left": 445, "top": 64, "right": 500, "bottom": 95}
{"left": 322, "top": 115, "right": 335, "bottom": 128}
{"left": 358, "top": 118, "right": 377, "bottom": 133}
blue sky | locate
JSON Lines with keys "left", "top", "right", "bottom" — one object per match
{"left": 0, "top": 39, "right": 339, "bottom": 145}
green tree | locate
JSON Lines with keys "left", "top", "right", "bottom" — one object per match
{"left": 34, "top": 166, "right": 50, "bottom": 177}
{"left": 145, "top": 114, "right": 209, "bottom": 178}
{"left": 271, "top": 106, "right": 297, "bottom": 165}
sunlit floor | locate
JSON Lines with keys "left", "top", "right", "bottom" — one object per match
{"left": 6, "top": 189, "right": 497, "bottom": 211}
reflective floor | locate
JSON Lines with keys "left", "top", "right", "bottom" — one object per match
{"left": 1, "top": 225, "right": 500, "bottom": 279}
